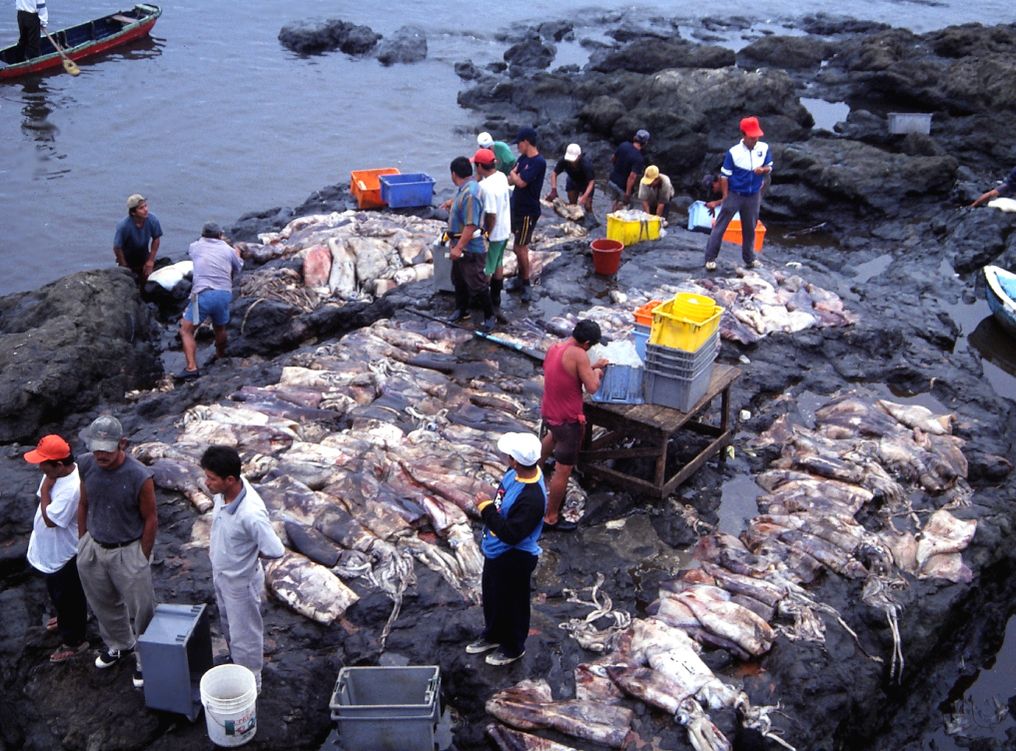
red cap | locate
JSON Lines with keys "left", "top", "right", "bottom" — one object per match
{"left": 24, "top": 435, "right": 71, "bottom": 463}
{"left": 471, "top": 148, "right": 496, "bottom": 167}
{"left": 740, "top": 116, "right": 764, "bottom": 138}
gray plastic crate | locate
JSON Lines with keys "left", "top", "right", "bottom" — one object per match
{"left": 136, "top": 603, "right": 213, "bottom": 720}
{"left": 645, "top": 333, "right": 719, "bottom": 376}
{"left": 644, "top": 358, "right": 716, "bottom": 412}
{"left": 888, "top": 112, "right": 932, "bottom": 135}
{"left": 330, "top": 666, "right": 441, "bottom": 751}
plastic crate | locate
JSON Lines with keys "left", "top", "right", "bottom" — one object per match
{"left": 649, "top": 300, "right": 724, "bottom": 352}
{"left": 351, "top": 167, "right": 400, "bottom": 209}
{"left": 633, "top": 325, "right": 650, "bottom": 361}
{"left": 644, "top": 333, "right": 719, "bottom": 376}
{"left": 380, "top": 173, "right": 436, "bottom": 208}
{"left": 330, "top": 666, "right": 440, "bottom": 751}
{"left": 137, "top": 603, "right": 212, "bottom": 721}
{"left": 634, "top": 300, "right": 663, "bottom": 328}
{"left": 432, "top": 243, "right": 454, "bottom": 293}
{"left": 721, "top": 218, "right": 766, "bottom": 253}
{"left": 591, "top": 364, "right": 644, "bottom": 404}
{"left": 888, "top": 113, "right": 931, "bottom": 135}
{"left": 606, "top": 212, "right": 661, "bottom": 247}
{"left": 644, "top": 359, "right": 716, "bottom": 412}
{"left": 671, "top": 292, "right": 717, "bottom": 322}
{"left": 687, "top": 201, "right": 714, "bottom": 231}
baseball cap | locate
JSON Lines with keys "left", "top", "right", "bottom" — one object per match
{"left": 471, "top": 148, "right": 496, "bottom": 167}
{"left": 80, "top": 415, "right": 124, "bottom": 453}
{"left": 740, "top": 116, "right": 764, "bottom": 138}
{"left": 201, "top": 221, "right": 223, "bottom": 238}
{"left": 477, "top": 132, "right": 494, "bottom": 147}
{"left": 24, "top": 435, "right": 71, "bottom": 464}
{"left": 634, "top": 129, "right": 650, "bottom": 144}
{"left": 127, "top": 193, "right": 146, "bottom": 210}
{"left": 564, "top": 143, "right": 581, "bottom": 162}
{"left": 496, "top": 432, "right": 542, "bottom": 467}
{"left": 514, "top": 126, "right": 539, "bottom": 145}
{"left": 641, "top": 165, "right": 661, "bottom": 185}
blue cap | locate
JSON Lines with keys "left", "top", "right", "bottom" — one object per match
{"left": 514, "top": 126, "right": 539, "bottom": 145}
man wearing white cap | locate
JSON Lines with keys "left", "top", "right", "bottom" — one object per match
{"left": 467, "top": 432, "right": 547, "bottom": 666}
{"left": 113, "top": 194, "right": 163, "bottom": 287}
{"left": 547, "top": 143, "right": 596, "bottom": 212}
{"left": 476, "top": 132, "right": 517, "bottom": 177}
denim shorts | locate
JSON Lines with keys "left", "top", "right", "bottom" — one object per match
{"left": 184, "top": 289, "right": 232, "bottom": 326}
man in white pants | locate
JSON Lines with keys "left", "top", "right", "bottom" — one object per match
{"left": 200, "top": 445, "right": 284, "bottom": 694}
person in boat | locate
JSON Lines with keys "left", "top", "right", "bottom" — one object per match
{"left": 113, "top": 194, "right": 163, "bottom": 287}
{"left": 970, "top": 166, "right": 1016, "bottom": 208}
{"left": 14, "top": 0, "right": 47, "bottom": 61}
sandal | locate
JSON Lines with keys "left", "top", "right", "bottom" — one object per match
{"left": 46, "top": 617, "right": 59, "bottom": 632}
{"left": 50, "top": 642, "right": 89, "bottom": 663}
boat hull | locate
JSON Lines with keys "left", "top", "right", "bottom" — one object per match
{"left": 983, "top": 265, "right": 1016, "bottom": 339}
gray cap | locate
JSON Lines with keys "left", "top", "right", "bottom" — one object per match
{"left": 80, "top": 415, "right": 124, "bottom": 453}
{"left": 634, "top": 129, "right": 651, "bottom": 143}
{"left": 201, "top": 222, "right": 223, "bottom": 238}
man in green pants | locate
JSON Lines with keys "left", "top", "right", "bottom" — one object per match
{"left": 474, "top": 148, "right": 512, "bottom": 322}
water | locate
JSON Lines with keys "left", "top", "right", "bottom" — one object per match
{"left": 2, "top": 1, "right": 1016, "bottom": 296}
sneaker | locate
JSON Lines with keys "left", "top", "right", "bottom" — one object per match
{"left": 746, "top": 259, "right": 759, "bottom": 269}
{"left": 705, "top": 261, "right": 717, "bottom": 271}
{"left": 480, "top": 317, "right": 495, "bottom": 333}
{"left": 446, "top": 309, "right": 468, "bottom": 323}
{"left": 544, "top": 518, "right": 578, "bottom": 532}
{"left": 465, "top": 638, "right": 499, "bottom": 655}
{"left": 95, "top": 646, "right": 132, "bottom": 669}
{"left": 50, "top": 642, "right": 88, "bottom": 663}
{"left": 132, "top": 669, "right": 144, "bottom": 689}
{"left": 486, "top": 649, "right": 525, "bottom": 666}
{"left": 520, "top": 286, "right": 534, "bottom": 303}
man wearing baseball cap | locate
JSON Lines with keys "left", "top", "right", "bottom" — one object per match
{"left": 704, "top": 116, "right": 773, "bottom": 272}
{"left": 447, "top": 156, "right": 496, "bottom": 331}
{"left": 24, "top": 434, "right": 89, "bottom": 664}
{"left": 75, "top": 414, "right": 157, "bottom": 689}
{"left": 468, "top": 431, "right": 547, "bottom": 666}
{"left": 474, "top": 148, "right": 512, "bottom": 321}
{"left": 547, "top": 143, "right": 596, "bottom": 213}
{"left": 637, "top": 165, "right": 675, "bottom": 222}
{"left": 113, "top": 194, "right": 163, "bottom": 287}
{"left": 477, "top": 132, "right": 517, "bottom": 177}
{"left": 607, "top": 129, "right": 649, "bottom": 212}
{"left": 506, "top": 126, "right": 547, "bottom": 303}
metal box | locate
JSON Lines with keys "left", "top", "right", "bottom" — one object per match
{"left": 137, "top": 603, "right": 213, "bottom": 720}
{"left": 432, "top": 244, "right": 454, "bottom": 293}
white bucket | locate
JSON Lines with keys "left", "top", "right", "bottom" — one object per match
{"left": 199, "top": 664, "right": 258, "bottom": 747}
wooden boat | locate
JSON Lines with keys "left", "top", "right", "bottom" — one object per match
{"left": 983, "top": 265, "right": 1016, "bottom": 338}
{"left": 0, "top": 4, "right": 160, "bottom": 80}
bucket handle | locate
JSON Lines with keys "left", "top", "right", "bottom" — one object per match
{"left": 639, "top": 219, "right": 650, "bottom": 241}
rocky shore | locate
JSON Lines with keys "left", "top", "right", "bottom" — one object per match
{"left": 2, "top": 13, "right": 1016, "bottom": 751}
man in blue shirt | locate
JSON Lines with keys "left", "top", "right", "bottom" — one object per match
{"left": 607, "top": 129, "right": 649, "bottom": 212}
{"left": 704, "top": 116, "right": 773, "bottom": 272}
{"left": 447, "top": 156, "right": 495, "bottom": 331}
{"left": 507, "top": 127, "right": 547, "bottom": 304}
{"left": 113, "top": 194, "right": 163, "bottom": 287}
{"left": 467, "top": 431, "right": 546, "bottom": 666}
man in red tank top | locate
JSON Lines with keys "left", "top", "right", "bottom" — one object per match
{"left": 540, "top": 320, "right": 608, "bottom": 531}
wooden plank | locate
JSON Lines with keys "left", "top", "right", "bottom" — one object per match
{"left": 581, "top": 446, "right": 663, "bottom": 461}
{"left": 661, "top": 431, "right": 733, "bottom": 497}
{"left": 579, "top": 464, "right": 667, "bottom": 498}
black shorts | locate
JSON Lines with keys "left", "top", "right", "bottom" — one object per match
{"left": 543, "top": 421, "right": 583, "bottom": 466}
{"left": 512, "top": 214, "right": 539, "bottom": 247}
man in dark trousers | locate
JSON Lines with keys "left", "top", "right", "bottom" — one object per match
{"left": 15, "top": 0, "right": 47, "bottom": 61}
{"left": 447, "top": 156, "right": 495, "bottom": 331}
{"left": 607, "top": 129, "right": 649, "bottom": 212}
{"left": 468, "top": 431, "right": 547, "bottom": 667}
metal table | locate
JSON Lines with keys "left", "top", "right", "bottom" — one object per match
{"left": 579, "top": 364, "right": 742, "bottom": 498}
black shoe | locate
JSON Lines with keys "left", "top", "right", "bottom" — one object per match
{"left": 495, "top": 309, "right": 509, "bottom": 324}
{"left": 480, "top": 317, "right": 495, "bottom": 333}
{"left": 446, "top": 309, "right": 468, "bottom": 323}
{"left": 505, "top": 278, "right": 524, "bottom": 293}
{"left": 174, "top": 369, "right": 200, "bottom": 381}
{"left": 520, "top": 286, "right": 534, "bottom": 303}
{"left": 543, "top": 518, "right": 578, "bottom": 532}
{"left": 132, "top": 669, "right": 144, "bottom": 689}
{"left": 95, "top": 646, "right": 133, "bottom": 669}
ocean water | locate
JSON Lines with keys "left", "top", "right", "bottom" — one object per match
{"left": 0, "top": 0, "right": 1013, "bottom": 295}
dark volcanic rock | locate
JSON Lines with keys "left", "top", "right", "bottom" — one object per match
{"left": 800, "top": 13, "right": 891, "bottom": 35}
{"left": 376, "top": 25, "right": 427, "bottom": 65}
{"left": 589, "top": 38, "right": 735, "bottom": 73}
{"left": 738, "top": 34, "right": 835, "bottom": 69}
{"left": 0, "top": 270, "right": 161, "bottom": 443}
{"left": 503, "top": 36, "right": 556, "bottom": 71}
{"left": 278, "top": 18, "right": 380, "bottom": 56}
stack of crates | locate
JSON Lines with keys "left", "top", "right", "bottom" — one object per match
{"left": 632, "top": 299, "right": 662, "bottom": 360}
{"left": 644, "top": 293, "right": 723, "bottom": 411}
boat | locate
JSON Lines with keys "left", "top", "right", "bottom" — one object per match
{"left": 0, "top": 4, "right": 161, "bottom": 81}
{"left": 983, "top": 265, "right": 1016, "bottom": 338}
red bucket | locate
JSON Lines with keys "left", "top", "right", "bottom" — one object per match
{"left": 590, "top": 239, "right": 624, "bottom": 276}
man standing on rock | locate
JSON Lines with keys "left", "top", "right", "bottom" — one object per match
{"left": 704, "top": 116, "right": 772, "bottom": 272}
{"left": 468, "top": 431, "right": 547, "bottom": 666}
{"left": 474, "top": 148, "right": 512, "bottom": 322}
{"left": 548, "top": 143, "right": 596, "bottom": 213}
{"left": 76, "top": 415, "right": 157, "bottom": 689}
{"left": 177, "top": 222, "right": 244, "bottom": 380}
{"left": 607, "top": 129, "right": 649, "bottom": 212}
{"left": 447, "top": 156, "right": 495, "bottom": 332}
{"left": 477, "top": 132, "right": 517, "bottom": 177}
{"left": 638, "top": 165, "right": 675, "bottom": 223}
{"left": 113, "top": 194, "right": 163, "bottom": 287}
{"left": 506, "top": 127, "right": 547, "bottom": 304}
{"left": 540, "top": 320, "right": 607, "bottom": 532}
{"left": 970, "top": 165, "right": 1016, "bottom": 207}
{"left": 200, "top": 446, "right": 284, "bottom": 694}
{"left": 24, "top": 434, "right": 89, "bottom": 664}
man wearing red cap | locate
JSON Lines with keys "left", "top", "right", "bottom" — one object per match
{"left": 24, "top": 435, "right": 89, "bottom": 664}
{"left": 704, "top": 116, "right": 773, "bottom": 272}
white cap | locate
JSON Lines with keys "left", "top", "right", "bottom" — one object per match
{"left": 496, "top": 432, "right": 542, "bottom": 467}
{"left": 477, "top": 132, "right": 494, "bottom": 148}
{"left": 564, "top": 143, "right": 581, "bottom": 161}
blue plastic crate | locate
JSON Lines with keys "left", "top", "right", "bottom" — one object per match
{"left": 633, "top": 325, "right": 650, "bottom": 361}
{"left": 591, "top": 364, "right": 644, "bottom": 404}
{"left": 687, "top": 201, "right": 741, "bottom": 233}
{"left": 380, "top": 173, "right": 436, "bottom": 208}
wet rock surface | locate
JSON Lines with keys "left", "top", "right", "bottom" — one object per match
{"left": 277, "top": 19, "right": 381, "bottom": 56}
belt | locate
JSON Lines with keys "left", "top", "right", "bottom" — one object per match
{"left": 94, "top": 538, "right": 139, "bottom": 550}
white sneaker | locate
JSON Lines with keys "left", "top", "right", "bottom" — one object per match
{"left": 705, "top": 261, "right": 717, "bottom": 271}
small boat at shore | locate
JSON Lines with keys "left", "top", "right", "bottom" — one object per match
{"left": 0, "top": 4, "right": 161, "bottom": 81}
{"left": 983, "top": 265, "right": 1016, "bottom": 338}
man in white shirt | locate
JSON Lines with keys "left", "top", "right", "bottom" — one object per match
{"left": 200, "top": 445, "right": 285, "bottom": 694}
{"left": 24, "top": 434, "right": 88, "bottom": 663}
{"left": 15, "top": 0, "right": 48, "bottom": 61}
{"left": 473, "top": 148, "right": 512, "bottom": 323}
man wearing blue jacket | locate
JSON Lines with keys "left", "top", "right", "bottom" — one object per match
{"left": 467, "top": 432, "right": 547, "bottom": 666}
{"left": 704, "top": 116, "right": 773, "bottom": 271}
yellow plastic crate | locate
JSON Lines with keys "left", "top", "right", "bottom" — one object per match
{"left": 606, "top": 212, "right": 661, "bottom": 247}
{"left": 649, "top": 299, "right": 724, "bottom": 351}
{"left": 671, "top": 292, "right": 716, "bottom": 322}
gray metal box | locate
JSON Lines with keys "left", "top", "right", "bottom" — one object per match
{"left": 137, "top": 603, "right": 213, "bottom": 720}
{"left": 432, "top": 245, "right": 454, "bottom": 293}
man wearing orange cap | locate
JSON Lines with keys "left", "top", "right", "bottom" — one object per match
{"left": 704, "top": 116, "right": 773, "bottom": 272}
{"left": 24, "top": 434, "right": 89, "bottom": 664}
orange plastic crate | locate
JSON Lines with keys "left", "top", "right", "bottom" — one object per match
{"left": 350, "top": 168, "right": 400, "bottom": 209}
{"left": 634, "top": 300, "right": 663, "bottom": 328}
{"left": 721, "top": 218, "right": 766, "bottom": 253}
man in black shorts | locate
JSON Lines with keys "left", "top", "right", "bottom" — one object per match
{"left": 507, "top": 127, "right": 547, "bottom": 304}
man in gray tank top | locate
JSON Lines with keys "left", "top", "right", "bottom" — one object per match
{"left": 76, "top": 415, "right": 158, "bottom": 690}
